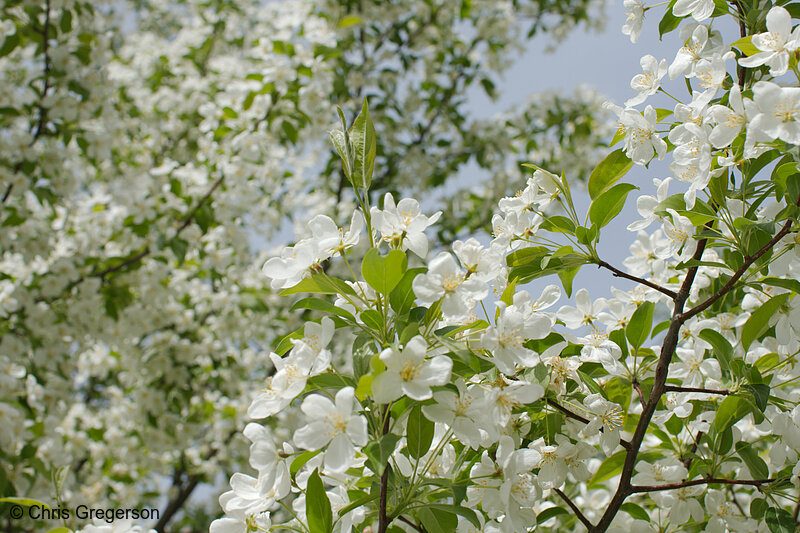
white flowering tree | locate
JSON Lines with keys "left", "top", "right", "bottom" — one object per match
{"left": 0, "top": 0, "right": 608, "bottom": 531}
{"left": 212, "top": 1, "right": 800, "bottom": 532}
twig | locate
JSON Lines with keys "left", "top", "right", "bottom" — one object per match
{"left": 632, "top": 378, "right": 646, "bottom": 409}
{"left": 547, "top": 398, "right": 589, "bottom": 424}
{"left": 546, "top": 398, "right": 632, "bottom": 451}
{"left": 630, "top": 477, "right": 774, "bottom": 493}
{"left": 664, "top": 385, "right": 730, "bottom": 396}
{"left": 174, "top": 176, "right": 224, "bottom": 235}
{"left": 31, "top": 0, "right": 52, "bottom": 144}
{"left": 554, "top": 488, "right": 593, "bottom": 531}
{"left": 397, "top": 516, "right": 423, "bottom": 532}
{"left": 154, "top": 430, "right": 236, "bottom": 532}
{"left": 682, "top": 431, "right": 703, "bottom": 470}
{"left": 679, "top": 198, "right": 798, "bottom": 323}
{"left": 596, "top": 260, "right": 677, "bottom": 299}
{"left": 728, "top": 485, "right": 747, "bottom": 516}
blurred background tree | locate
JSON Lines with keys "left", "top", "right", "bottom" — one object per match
{"left": 0, "top": 0, "right": 608, "bottom": 531}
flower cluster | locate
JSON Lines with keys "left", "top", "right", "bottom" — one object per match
{"left": 212, "top": 2, "right": 800, "bottom": 531}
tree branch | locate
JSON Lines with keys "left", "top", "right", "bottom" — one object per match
{"left": 31, "top": 0, "right": 52, "bottom": 144}
{"left": 596, "top": 260, "right": 677, "bottom": 299}
{"left": 397, "top": 516, "right": 423, "bottom": 532}
{"left": 554, "top": 488, "right": 593, "bottom": 531}
{"left": 630, "top": 477, "right": 774, "bottom": 493}
{"left": 546, "top": 398, "right": 589, "bottom": 424}
{"left": 679, "top": 197, "right": 798, "bottom": 323}
{"left": 546, "top": 399, "right": 632, "bottom": 451}
{"left": 154, "top": 430, "right": 236, "bottom": 533}
{"left": 175, "top": 176, "right": 224, "bottom": 235}
{"left": 591, "top": 220, "right": 712, "bottom": 532}
{"left": 664, "top": 385, "right": 730, "bottom": 396}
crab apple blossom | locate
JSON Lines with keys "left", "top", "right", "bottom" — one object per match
{"left": 9, "top": 0, "right": 800, "bottom": 532}
{"left": 293, "top": 387, "right": 368, "bottom": 473}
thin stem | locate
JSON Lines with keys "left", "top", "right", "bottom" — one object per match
{"left": 554, "top": 488, "right": 593, "bottom": 531}
{"left": 630, "top": 477, "right": 775, "bottom": 493}
{"left": 397, "top": 516, "right": 422, "bottom": 532}
{"left": 679, "top": 200, "right": 798, "bottom": 323}
{"left": 377, "top": 405, "right": 392, "bottom": 533}
{"left": 31, "top": 0, "right": 52, "bottom": 144}
{"left": 546, "top": 399, "right": 631, "bottom": 450}
{"left": 596, "top": 260, "right": 677, "bottom": 299}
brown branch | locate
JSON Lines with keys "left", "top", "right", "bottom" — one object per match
{"left": 546, "top": 399, "right": 631, "bottom": 451}
{"left": 95, "top": 247, "right": 150, "bottom": 279}
{"left": 547, "top": 398, "right": 589, "bottom": 424}
{"left": 664, "top": 385, "right": 730, "bottom": 396}
{"left": 554, "top": 488, "right": 593, "bottom": 531}
{"left": 1, "top": 184, "right": 12, "bottom": 204}
{"left": 154, "top": 430, "right": 236, "bottom": 533}
{"left": 632, "top": 378, "right": 646, "bottom": 409}
{"left": 591, "top": 218, "right": 713, "bottom": 532}
{"left": 630, "top": 477, "right": 774, "bottom": 493}
{"left": 175, "top": 176, "right": 224, "bottom": 235}
{"left": 596, "top": 260, "right": 677, "bottom": 299}
{"left": 31, "top": 0, "right": 52, "bottom": 144}
{"left": 47, "top": 175, "right": 225, "bottom": 299}
{"left": 679, "top": 196, "right": 798, "bottom": 323}
{"left": 682, "top": 430, "right": 703, "bottom": 470}
{"left": 397, "top": 516, "right": 423, "bottom": 532}
{"left": 732, "top": 0, "right": 748, "bottom": 89}
{"left": 728, "top": 485, "right": 747, "bottom": 516}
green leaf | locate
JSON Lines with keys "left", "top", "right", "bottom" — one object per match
{"left": 47, "top": 528, "right": 70, "bottom": 533}
{"left": 506, "top": 246, "right": 548, "bottom": 267}
{"left": 699, "top": 329, "right": 733, "bottom": 376}
{"left": 423, "top": 504, "right": 480, "bottom": 528}
{"left": 329, "top": 129, "right": 352, "bottom": 178}
{"left": 588, "top": 149, "right": 634, "bottom": 199}
{"left": 589, "top": 183, "right": 638, "bottom": 230}
{"left": 364, "top": 434, "right": 400, "bottom": 476}
{"left": 735, "top": 442, "right": 769, "bottom": 480}
{"left": 306, "top": 469, "right": 333, "bottom": 533}
{"left": 418, "top": 507, "right": 458, "bottom": 533}
{"left": 750, "top": 498, "right": 767, "bottom": 520}
{"left": 291, "top": 297, "right": 355, "bottom": 322}
{"left": 659, "top": 1, "right": 682, "bottom": 38}
{"left": 338, "top": 15, "right": 363, "bottom": 28}
{"left": 0, "top": 33, "right": 20, "bottom": 58}
{"left": 348, "top": 98, "right": 376, "bottom": 189}
{"left": 290, "top": 450, "right": 323, "bottom": 477}
{"left": 743, "top": 383, "right": 770, "bottom": 412}
{"left": 741, "top": 293, "right": 790, "bottom": 352}
{"left": 390, "top": 268, "right": 425, "bottom": 315}
{"left": 360, "top": 309, "right": 383, "bottom": 332}
{"left": 626, "top": 301, "right": 654, "bottom": 348}
{"left": 761, "top": 277, "right": 800, "bottom": 295}
{"left": 714, "top": 395, "right": 750, "bottom": 432}
{"left": 0, "top": 497, "right": 49, "bottom": 508}
{"left": 406, "top": 405, "right": 435, "bottom": 459}
{"left": 731, "top": 35, "right": 760, "bottom": 56}
{"left": 337, "top": 493, "right": 377, "bottom": 517}
{"left": 362, "top": 249, "right": 407, "bottom": 295}
{"left": 280, "top": 274, "right": 357, "bottom": 296}
{"left": 621, "top": 502, "right": 650, "bottom": 522}
{"left": 765, "top": 507, "right": 795, "bottom": 533}
{"left": 537, "top": 506, "right": 568, "bottom": 525}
